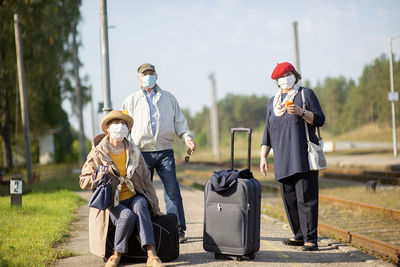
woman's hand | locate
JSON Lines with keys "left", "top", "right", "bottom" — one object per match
{"left": 287, "top": 104, "right": 303, "bottom": 116}
{"left": 98, "top": 164, "right": 110, "bottom": 177}
{"left": 260, "top": 145, "right": 271, "bottom": 176}
{"left": 260, "top": 157, "right": 269, "bottom": 176}
{"left": 288, "top": 104, "right": 315, "bottom": 125}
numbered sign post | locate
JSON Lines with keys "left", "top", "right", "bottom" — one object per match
{"left": 10, "top": 175, "right": 23, "bottom": 206}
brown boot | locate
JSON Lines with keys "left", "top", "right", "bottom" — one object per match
{"left": 146, "top": 255, "right": 165, "bottom": 267}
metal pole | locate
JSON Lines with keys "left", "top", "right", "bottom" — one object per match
{"left": 72, "top": 20, "right": 87, "bottom": 163}
{"left": 100, "top": 0, "right": 112, "bottom": 115}
{"left": 293, "top": 21, "right": 300, "bottom": 74}
{"left": 90, "top": 86, "right": 96, "bottom": 139}
{"left": 209, "top": 73, "right": 220, "bottom": 160}
{"left": 13, "top": 14, "right": 33, "bottom": 184}
{"left": 389, "top": 37, "right": 397, "bottom": 158}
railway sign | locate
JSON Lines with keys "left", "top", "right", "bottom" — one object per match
{"left": 388, "top": 91, "right": 399, "bottom": 102}
{"left": 10, "top": 175, "right": 23, "bottom": 206}
{"left": 10, "top": 180, "right": 22, "bottom": 194}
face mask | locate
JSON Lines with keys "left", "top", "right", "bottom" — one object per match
{"left": 141, "top": 75, "right": 157, "bottom": 88}
{"left": 108, "top": 123, "right": 128, "bottom": 141}
{"left": 277, "top": 74, "right": 296, "bottom": 89}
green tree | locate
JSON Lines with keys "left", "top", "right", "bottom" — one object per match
{"left": 0, "top": 0, "right": 87, "bottom": 168}
{"left": 189, "top": 94, "right": 269, "bottom": 150}
{"left": 338, "top": 55, "right": 400, "bottom": 133}
{"left": 314, "top": 76, "right": 350, "bottom": 135}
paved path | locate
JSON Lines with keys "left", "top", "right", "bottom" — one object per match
{"left": 56, "top": 177, "right": 393, "bottom": 267}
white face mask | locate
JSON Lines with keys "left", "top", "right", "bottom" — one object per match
{"left": 277, "top": 74, "right": 296, "bottom": 89}
{"left": 108, "top": 123, "right": 128, "bottom": 141}
{"left": 141, "top": 75, "right": 157, "bottom": 88}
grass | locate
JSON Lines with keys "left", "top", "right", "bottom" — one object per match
{"left": 0, "top": 164, "right": 85, "bottom": 266}
{"left": 328, "top": 123, "right": 400, "bottom": 142}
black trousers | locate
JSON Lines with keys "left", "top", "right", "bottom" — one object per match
{"left": 279, "top": 171, "right": 319, "bottom": 243}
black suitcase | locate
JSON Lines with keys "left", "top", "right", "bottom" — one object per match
{"left": 203, "top": 127, "right": 261, "bottom": 261}
{"left": 105, "top": 213, "right": 179, "bottom": 263}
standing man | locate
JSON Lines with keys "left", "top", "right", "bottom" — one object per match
{"left": 122, "top": 63, "right": 196, "bottom": 243}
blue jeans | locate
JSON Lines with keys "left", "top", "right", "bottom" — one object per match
{"left": 141, "top": 149, "right": 186, "bottom": 233}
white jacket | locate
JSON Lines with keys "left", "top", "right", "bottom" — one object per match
{"left": 121, "top": 86, "right": 194, "bottom": 152}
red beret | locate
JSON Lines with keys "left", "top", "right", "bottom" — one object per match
{"left": 271, "top": 62, "right": 295, "bottom": 79}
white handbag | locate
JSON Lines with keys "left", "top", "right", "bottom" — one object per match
{"left": 301, "top": 89, "right": 327, "bottom": 171}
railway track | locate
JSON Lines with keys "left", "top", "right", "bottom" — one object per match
{"left": 178, "top": 176, "right": 400, "bottom": 265}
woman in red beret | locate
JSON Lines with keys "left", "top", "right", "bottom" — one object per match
{"left": 260, "top": 62, "right": 325, "bottom": 251}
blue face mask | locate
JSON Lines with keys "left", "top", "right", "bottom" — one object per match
{"left": 141, "top": 75, "right": 157, "bottom": 88}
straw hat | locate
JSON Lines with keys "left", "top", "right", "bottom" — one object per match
{"left": 100, "top": 110, "right": 133, "bottom": 133}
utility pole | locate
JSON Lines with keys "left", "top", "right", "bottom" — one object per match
{"left": 90, "top": 86, "right": 96, "bottom": 139}
{"left": 72, "top": 20, "right": 87, "bottom": 163}
{"left": 389, "top": 36, "right": 399, "bottom": 158}
{"left": 209, "top": 73, "right": 220, "bottom": 160}
{"left": 14, "top": 14, "right": 33, "bottom": 184}
{"left": 100, "top": 0, "right": 112, "bottom": 115}
{"left": 293, "top": 21, "right": 301, "bottom": 74}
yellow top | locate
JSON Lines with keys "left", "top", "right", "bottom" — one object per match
{"left": 110, "top": 149, "right": 134, "bottom": 201}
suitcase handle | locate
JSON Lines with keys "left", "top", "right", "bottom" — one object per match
{"left": 230, "top": 128, "right": 252, "bottom": 170}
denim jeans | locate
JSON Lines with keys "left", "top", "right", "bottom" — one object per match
{"left": 141, "top": 149, "right": 186, "bottom": 233}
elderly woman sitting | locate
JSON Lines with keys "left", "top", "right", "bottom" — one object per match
{"left": 80, "top": 110, "right": 164, "bottom": 267}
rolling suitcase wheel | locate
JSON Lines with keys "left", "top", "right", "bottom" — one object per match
{"left": 214, "top": 253, "right": 255, "bottom": 261}
{"left": 234, "top": 256, "right": 242, "bottom": 261}
{"left": 214, "top": 253, "right": 223, "bottom": 259}
{"left": 248, "top": 253, "right": 256, "bottom": 260}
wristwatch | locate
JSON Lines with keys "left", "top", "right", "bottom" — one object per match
{"left": 301, "top": 109, "right": 306, "bottom": 117}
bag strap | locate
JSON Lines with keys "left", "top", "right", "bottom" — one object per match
{"left": 93, "top": 165, "right": 106, "bottom": 183}
{"left": 301, "top": 89, "right": 311, "bottom": 143}
{"left": 301, "top": 88, "right": 323, "bottom": 144}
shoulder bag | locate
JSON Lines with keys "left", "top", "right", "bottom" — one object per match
{"left": 301, "top": 89, "right": 328, "bottom": 171}
{"left": 88, "top": 165, "right": 112, "bottom": 210}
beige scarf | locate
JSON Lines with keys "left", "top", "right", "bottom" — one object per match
{"left": 273, "top": 84, "right": 300, "bottom": 117}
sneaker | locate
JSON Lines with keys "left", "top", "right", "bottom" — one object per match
{"left": 179, "top": 232, "right": 188, "bottom": 243}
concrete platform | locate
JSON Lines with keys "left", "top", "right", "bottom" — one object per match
{"left": 55, "top": 178, "right": 393, "bottom": 267}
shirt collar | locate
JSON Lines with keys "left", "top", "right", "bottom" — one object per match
{"left": 142, "top": 85, "right": 157, "bottom": 95}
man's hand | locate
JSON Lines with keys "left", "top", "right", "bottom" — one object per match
{"left": 185, "top": 140, "right": 196, "bottom": 155}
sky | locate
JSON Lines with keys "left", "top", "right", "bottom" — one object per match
{"left": 72, "top": 0, "right": 400, "bottom": 139}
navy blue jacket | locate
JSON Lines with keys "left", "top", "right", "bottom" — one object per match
{"left": 262, "top": 87, "right": 325, "bottom": 180}
{"left": 210, "top": 168, "right": 254, "bottom": 193}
